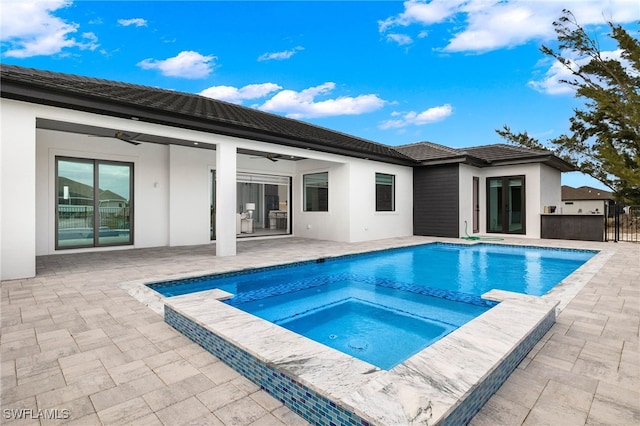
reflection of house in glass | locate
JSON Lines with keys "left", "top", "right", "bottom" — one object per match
{"left": 56, "top": 161, "right": 132, "bottom": 248}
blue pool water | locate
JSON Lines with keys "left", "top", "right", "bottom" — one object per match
{"left": 151, "top": 243, "right": 595, "bottom": 369}
{"left": 233, "top": 280, "right": 488, "bottom": 369}
{"left": 284, "top": 300, "right": 449, "bottom": 370}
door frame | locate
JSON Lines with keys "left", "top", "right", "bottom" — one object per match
{"left": 486, "top": 175, "right": 526, "bottom": 234}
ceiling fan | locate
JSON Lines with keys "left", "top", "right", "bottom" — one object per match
{"left": 112, "top": 130, "right": 142, "bottom": 145}
{"left": 251, "top": 153, "right": 281, "bottom": 162}
{"left": 89, "top": 130, "right": 142, "bottom": 145}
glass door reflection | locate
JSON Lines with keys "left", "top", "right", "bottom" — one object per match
{"left": 56, "top": 157, "right": 133, "bottom": 249}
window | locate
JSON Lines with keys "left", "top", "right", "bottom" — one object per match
{"left": 375, "top": 173, "right": 395, "bottom": 211}
{"left": 56, "top": 157, "right": 133, "bottom": 249}
{"left": 237, "top": 173, "right": 291, "bottom": 235}
{"left": 303, "top": 172, "right": 328, "bottom": 212}
{"left": 487, "top": 175, "right": 525, "bottom": 234}
{"left": 473, "top": 177, "right": 479, "bottom": 233}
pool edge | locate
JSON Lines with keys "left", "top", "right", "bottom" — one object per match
{"left": 164, "top": 290, "right": 558, "bottom": 425}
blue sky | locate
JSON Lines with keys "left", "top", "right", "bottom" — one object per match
{"left": 2, "top": 1, "right": 638, "bottom": 190}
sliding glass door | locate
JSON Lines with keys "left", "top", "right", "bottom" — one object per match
{"left": 56, "top": 157, "right": 133, "bottom": 248}
{"left": 236, "top": 173, "right": 291, "bottom": 236}
{"left": 487, "top": 176, "right": 525, "bottom": 234}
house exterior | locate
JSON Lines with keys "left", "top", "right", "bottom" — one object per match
{"left": 1, "top": 65, "right": 572, "bottom": 280}
{"left": 561, "top": 185, "right": 613, "bottom": 215}
{"left": 396, "top": 142, "right": 574, "bottom": 238}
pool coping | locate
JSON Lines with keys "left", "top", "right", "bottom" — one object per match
{"left": 122, "top": 240, "right": 609, "bottom": 425}
{"left": 123, "top": 240, "right": 604, "bottom": 316}
{"left": 164, "top": 287, "right": 557, "bottom": 425}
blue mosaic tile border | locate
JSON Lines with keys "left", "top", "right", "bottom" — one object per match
{"left": 146, "top": 259, "right": 321, "bottom": 291}
{"left": 165, "top": 306, "right": 371, "bottom": 426}
{"left": 225, "top": 272, "right": 352, "bottom": 306}
{"left": 350, "top": 274, "right": 497, "bottom": 308}
{"left": 147, "top": 242, "right": 436, "bottom": 291}
{"left": 165, "top": 302, "right": 555, "bottom": 426}
{"left": 148, "top": 241, "right": 596, "bottom": 294}
{"left": 440, "top": 309, "right": 556, "bottom": 425}
{"left": 225, "top": 272, "right": 497, "bottom": 309}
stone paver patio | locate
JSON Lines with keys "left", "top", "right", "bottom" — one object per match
{"left": 1, "top": 236, "right": 638, "bottom": 425}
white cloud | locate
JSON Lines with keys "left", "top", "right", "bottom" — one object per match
{"left": 118, "top": 18, "right": 148, "bottom": 27}
{"left": 200, "top": 83, "right": 282, "bottom": 104}
{"left": 528, "top": 57, "right": 579, "bottom": 95}
{"left": 529, "top": 49, "right": 635, "bottom": 95}
{"left": 386, "top": 33, "right": 413, "bottom": 46}
{"left": 259, "top": 82, "right": 386, "bottom": 119}
{"left": 201, "top": 81, "right": 386, "bottom": 118}
{"left": 78, "top": 32, "right": 99, "bottom": 51}
{"left": 380, "top": 0, "right": 639, "bottom": 53}
{"left": 0, "top": 0, "right": 99, "bottom": 58}
{"left": 137, "top": 51, "right": 216, "bottom": 78}
{"left": 379, "top": 0, "right": 467, "bottom": 32}
{"left": 379, "top": 104, "right": 453, "bottom": 129}
{"left": 258, "top": 46, "right": 304, "bottom": 61}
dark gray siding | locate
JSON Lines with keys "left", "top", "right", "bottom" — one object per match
{"left": 413, "top": 165, "right": 459, "bottom": 237}
{"left": 541, "top": 214, "right": 604, "bottom": 241}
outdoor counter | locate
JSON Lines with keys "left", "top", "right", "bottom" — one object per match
{"left": 540, "top": 213, "right": 604, "bottom": 241}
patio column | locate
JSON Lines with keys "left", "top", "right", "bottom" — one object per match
{"left": 215, "top": 142, "right": 237, "bottom": 256}
{"left": 1, "top": 101, "right": 36, "bottom": 279}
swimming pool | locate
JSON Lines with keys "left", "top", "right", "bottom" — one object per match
{"left": 151, "top": 243, "right": 594, "bottom": 298}
{"left": 153, "top": 240, "right": 601, "bottom": 425}
{"left": 150, "top": 243, "right": 594, "bottom": 368}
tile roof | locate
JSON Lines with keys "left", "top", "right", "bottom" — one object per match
{"left": 0, "top": 64, "right": 574, "bottom": 171}
{"left": 395, "top": 141, "right": 462, "bottom": 161}
{"left": 462, "top": 144, "right": 551, "bottom": 162}
{"left": 0, "top": 64, "right": 414, "bottom": 164}
{"left": 396, "top": 141, "right": 574, "bottom": 171}
{"left": 398, "top": 142, "right": 551, "bottom": 162}
{"left": 562, "top": 185, "right": 613, "bottom": 200}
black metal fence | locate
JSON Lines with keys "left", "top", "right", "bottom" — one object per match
{"left": 605, "top": 204, "right": 639, "bottom": 243}
{"left": 58, "top": 206, "right": 131, "bottom": 230}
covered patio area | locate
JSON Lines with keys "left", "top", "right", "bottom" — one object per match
{"left": 1, "top": 237, "right": 638, "bottom": 425}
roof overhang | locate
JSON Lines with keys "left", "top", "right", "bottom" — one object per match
{"left": 417, "top": 153, "right": 576, "bottom": 172}
{"left": 418, "top": 155, "right": 485, "bottom": 167}
{"left": 2, "top": 79, "right": 417, "bottom": 166}
{"left": 487, "top": 155, "right": 576, "bottom": 172}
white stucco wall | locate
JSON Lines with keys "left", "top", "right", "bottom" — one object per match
{"left": 2, "top": 98, "right": 416, "bottom": 279}
{"left": 540, "top": 164, "right": 561, "bottom": 214}
{"left": 1, "top": 100, "right": 36, "bottom": 280}
{"left": 168, "top": 145, "right": 216, "bottom": 246}
{"left": 458, "top": 165, "right": 477, "bottom": 236}
{"left": 458, "top": 163, "right": 563, "bottom": 239}
{"left": 293, "top": 159, "right": 349, "bottom": 241}
{"left": 347, "top": 160, "right": 413, "bottom": 242}
{"left": 292, "top": 157, "right": 413, "bottom": 242}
